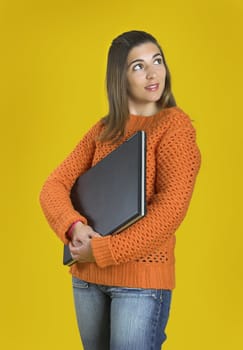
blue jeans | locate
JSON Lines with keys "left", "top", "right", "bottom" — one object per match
{"left": 72, "top": 277, "right": 172, "bottom": 350}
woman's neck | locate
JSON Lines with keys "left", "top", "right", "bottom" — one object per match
{"left": 128, "top": 101, "right": 160, "bottom": 117}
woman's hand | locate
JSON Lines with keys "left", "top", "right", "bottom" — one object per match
{"left": 69, "top": 221, "right": 101, "bottom": 263}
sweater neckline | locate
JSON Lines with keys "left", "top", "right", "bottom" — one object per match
{"left": 129, "top": 106, "right": 177, "bottom": 119}
{"left": 126, "top": 106, "right": 178, "bottom": 130}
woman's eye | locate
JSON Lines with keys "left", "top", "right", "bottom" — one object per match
{"left": 154, "top": 58, "right": 162, "bottom": 65}
{"left": 133, "top": 63, "right": 143, "bottom": 71}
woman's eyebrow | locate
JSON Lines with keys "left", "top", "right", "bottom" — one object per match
{"left": 128, "top": 53, "right": 162, "bottom": 67}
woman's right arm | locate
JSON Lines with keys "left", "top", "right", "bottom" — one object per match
{"left": 39, "top": 122, "right": 102, "bottom": 244}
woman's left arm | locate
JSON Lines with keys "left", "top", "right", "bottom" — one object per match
{"left": 91, "top": 123, "right": 201, "bottom": 267}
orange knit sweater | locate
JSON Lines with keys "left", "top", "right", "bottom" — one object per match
{"left": 40, "top": 107, "right": 201, "bottom": 289}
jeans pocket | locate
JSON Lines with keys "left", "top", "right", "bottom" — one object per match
{"left": 109, "top": 286, "right": 157, "bottom": 299}
{"left": 72, "top": 277, "right": 89, "bottom": 289}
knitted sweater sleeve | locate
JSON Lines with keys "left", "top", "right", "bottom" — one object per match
{"left": 39, "top": 122, "right": 101, "bottom": 243}
{"left": 92, "top": 122, "right": 201, "bottom": 268}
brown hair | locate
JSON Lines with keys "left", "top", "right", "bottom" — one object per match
{"left": 100, "top": 30, "right": 176, "bottom": 142}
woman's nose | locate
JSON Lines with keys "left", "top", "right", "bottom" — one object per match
{"left": 146, "top": 67, "right": 156, "bottom": 79}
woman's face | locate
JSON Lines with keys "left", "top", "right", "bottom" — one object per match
{"left": 126, "top": 42, "right": 166, "bottom": 115}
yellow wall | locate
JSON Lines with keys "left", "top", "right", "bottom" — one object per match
{"left": 1, "top": 0, "right": 242, "bottom": 349}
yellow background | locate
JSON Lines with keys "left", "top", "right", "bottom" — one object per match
{"left": 0, "top": 0, "right": 242, "bottom": 349}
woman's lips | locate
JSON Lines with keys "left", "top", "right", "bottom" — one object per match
{"left": 145, "top": 83, "right": 159, "bottom": 92}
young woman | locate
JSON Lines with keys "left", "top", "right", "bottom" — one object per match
{"left": 40, "top": 30, "right": 201, "bottom": 350}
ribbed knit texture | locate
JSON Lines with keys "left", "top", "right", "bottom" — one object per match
{"left": 40, "top": 107, "right": 201, "bottom": 289}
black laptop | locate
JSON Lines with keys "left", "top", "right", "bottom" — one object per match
{"left": 63, "top": 130, "right": 146, "bottom": 265}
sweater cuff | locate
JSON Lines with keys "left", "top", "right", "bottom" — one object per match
{"left": 91, "top": 236, "right": 118, "bottom": 268}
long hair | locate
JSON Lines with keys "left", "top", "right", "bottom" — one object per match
{"left": 100, "top": 30, "right": 176, "bottom": 142}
